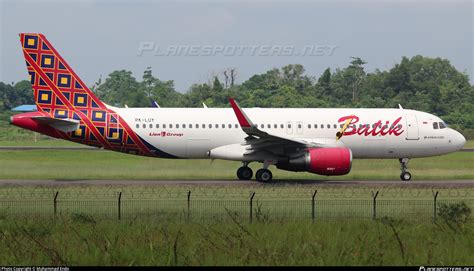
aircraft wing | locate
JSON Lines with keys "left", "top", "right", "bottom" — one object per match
{"left": 229, "top": 98, "right": 325, "bottom": 156}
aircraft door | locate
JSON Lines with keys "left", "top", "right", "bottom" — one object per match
{"left": 286, "top": 121, "right": 293, "bottom": 134}
{"left": 405, "top": 114, "right": 419, "bottom": 140}
{"left": 296, "top": 121, "right": 303, "bottom": 134}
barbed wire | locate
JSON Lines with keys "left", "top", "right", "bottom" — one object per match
{"left": 0, "top": 185, "right": 473, "bottom": 200}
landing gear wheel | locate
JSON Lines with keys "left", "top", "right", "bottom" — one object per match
{"left": 398, "top": 158, "right": 412, "bottom": 181}
{"left": 400, "top": 172, "right": 412, "bottom": 181}
{"left": 256, "top": 169, "right": 273, "bottom": 183}
{"left": 237, "top": 166, "right": 253, "bottom": 180}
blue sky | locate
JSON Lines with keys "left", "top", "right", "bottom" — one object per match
{"left": 1, "top": 0, "right": 472, "bottom": 92}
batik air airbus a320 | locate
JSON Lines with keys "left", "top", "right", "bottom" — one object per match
{"left": 10, "top": 33, "right": 466, "bottom": 182}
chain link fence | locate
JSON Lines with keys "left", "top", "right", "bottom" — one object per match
{"left": 0, "top": 187, "right": 473, "bottom": 222}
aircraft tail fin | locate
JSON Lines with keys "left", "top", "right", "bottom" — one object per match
{"left": 19, "top": 33, "right": 106, "bottom": 116}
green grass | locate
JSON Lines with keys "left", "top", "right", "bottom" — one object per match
{"left": 465, "top": 140, "right": 474, "bottom": 148}
{"left": 0, "top": 147, "right": 472, "bottom": 180}
{"left": 0, "top": 217, "right": 472, "bottom": 266}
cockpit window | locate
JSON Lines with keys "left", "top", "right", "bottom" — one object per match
{"left": 439, "top": 122, "right": 447, "bottom": 129}
{"left": 433, "top": 122, "right": 439, "bottom": 129}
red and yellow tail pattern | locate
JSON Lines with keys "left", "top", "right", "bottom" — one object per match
{"left": 20, "top": 33, "right": 106, "bottom": 113}
{"left": 18, "top": 33, "right": 175, "bottom": 158}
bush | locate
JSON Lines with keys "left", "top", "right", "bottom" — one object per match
{"left": 71, "top": 213, "right": 96, "bottom": 224}
{"left": 438, "top": 202, "right": 471, "bottom": 228}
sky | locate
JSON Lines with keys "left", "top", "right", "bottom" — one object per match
{"left": 0, "top": 0, "right": 472, "bottom": 92}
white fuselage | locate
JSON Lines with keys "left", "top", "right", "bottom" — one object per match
{"left": 115, "top": 107, "right": 466, "bottom": 160}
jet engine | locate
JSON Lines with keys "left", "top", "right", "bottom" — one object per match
{"left": 276, "top": 147, "right": 352, "bottom": 176}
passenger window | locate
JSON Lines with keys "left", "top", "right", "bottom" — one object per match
{"left": 327, "top": 124, "right": 330, "bottom": 129}
{"left": 235, "top": 124, "right": 238, "bottom": 128}
{"left": 298, "top": 124, "right": 302, "bottom": 129}
{"left": 156, "top": 124, "right": 159, "bottom": 128}
{"left": 321, "top": 125, "right": 324, "bottom": 129}
{"left": 163, "top": 124, "right": 166, "bottom": 128}
{"left": 340, "top": 124, "right": 344, "bottom": 128}
{"left": 215, "top": 124, "right": 218, "bottom": 128}
{"left": 209, "top": 124, "right": 212, "bottom": 128}
{"left": 314, "top": 124, "right": 318, "bottom": 129}
{"left": 274, "top": 124, "right": 277, "bottom": 129}
{"left": 183, "top": 124, "right": 186, "bottom": 128}
{"left": 189, "top": 124, "right": 192, "bottom": 128}
{"left": 333, "top": 124, "right": 337, "bottom": 129}
{"left": 397, "top": 124, "right": 402, "bottom": 129}
{"left": 142, "top": 124, "right": 146, "bottom": 128}
{"left": 433, "top": 122, "right": 439, "bottom": 129}
{"left": 176, "top": 124, "right": 180, "bottom": 128}
{"left": 261, "top": 124, "right": 264, "bottom": 129}
{"left": 149, "top": 124, "right": 153, "bottom": 128}
{"left": 267, "top": 124, "right": 271, "bottom": 129}
{"left": 280, "top": 124, "right": 284, "bottom": 129}
{"left": 228, "top": 124, "right": 232, "bottom": 128}
{"left": 308, "top": 124, "right": 311, "bottom": 129}
{"left": 136, "top": 124, "right": 139, "bottom": 128}
{"left": 222, "top": 124, "right": 225, "bottom": 128}
{"left": 288, "top": 124, "right": 292, "bottom": 128}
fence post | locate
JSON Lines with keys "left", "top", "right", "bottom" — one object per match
{"left": 53, "top": 191, "right": 59, "bottom": 217}
{"left": 250, "top": 192, "right": 255, "bottom": 224}
{"left": 187, "top": 191, "right": 191, "bottom": 222}
{"left": 372, "top": 191, "right": 379, "bottom": 220}
{"left": 118, "top": 192, "right": 122, "bottom": 220}
{"left": 433, "top": 191, "right": 439, "bottom": 223}
{"left": 312, "top": 190, "right": 317, "bottom": 223}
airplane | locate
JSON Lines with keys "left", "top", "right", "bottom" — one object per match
{"left": 10, "top": 33, "right": 466, "bottom": 182}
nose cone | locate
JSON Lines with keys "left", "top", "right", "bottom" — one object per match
{"left": 453, "top": 131, "right": 466, "bottom": 150}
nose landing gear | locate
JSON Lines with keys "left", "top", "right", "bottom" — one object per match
{"left": 399, "top": 158, "right": 412, "bottom": 181}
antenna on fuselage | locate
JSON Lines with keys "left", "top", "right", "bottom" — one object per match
{"left": 398, "top": 104, "right": 403, "bottom": 110}
{"left": 202, "top": 103, "right": 208, "bottom": 108}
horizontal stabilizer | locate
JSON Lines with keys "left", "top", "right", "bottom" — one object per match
{"left": 32, "top": 116, "right": 80, "bottom": 132}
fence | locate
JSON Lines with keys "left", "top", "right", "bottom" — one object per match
{"left": 0, "top": 187, "right": 472, "bottom": 223}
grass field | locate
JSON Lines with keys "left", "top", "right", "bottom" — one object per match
{"left": 0, "top": 217, "right": 472, "bottom": 266}
{"left": 0, "top": 147, "right": 472, "bottom": 180}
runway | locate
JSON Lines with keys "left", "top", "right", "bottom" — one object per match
{"left": 1, "top": 179, "right": 474, "bottom": 187}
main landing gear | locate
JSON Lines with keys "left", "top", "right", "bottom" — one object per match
{"left": 236, "top": 161, "right": 274, "bottom": 182}
{"left": 399, "top": 158, "right": 412, "bottom": 181}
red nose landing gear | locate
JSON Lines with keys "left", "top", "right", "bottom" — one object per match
{"left": 399, "top": 158, "right": 412, "bottom": 181}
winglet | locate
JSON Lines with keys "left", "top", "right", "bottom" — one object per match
{"left": 229, "top": 98, "right": 253, "bottom": 128}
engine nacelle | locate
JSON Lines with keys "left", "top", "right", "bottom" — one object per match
{"left": 276, "top": 147, "right": 352, "bottom": 176}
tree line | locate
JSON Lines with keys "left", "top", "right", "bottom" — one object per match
{"left": 1, "top": 55, "right": 473, "bottom": 135}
